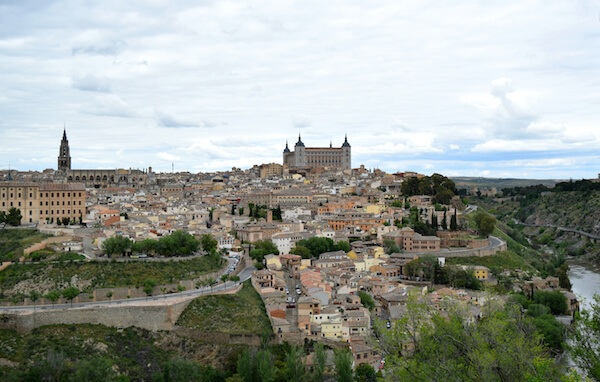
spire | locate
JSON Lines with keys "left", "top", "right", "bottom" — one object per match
{"left": 62, "top": 126, "right": 67, "bottom": 141}
{"left": 295, "top": 133, "right": 305, "bottom": 147}
{"left": 330, "top": 140, "right": 332, "bottom": 148}
{"left": 342, "top": 134, "right": 350, "bottom": 147}
{"left": 283, "top": 140, "right": 290, "bottom": 153}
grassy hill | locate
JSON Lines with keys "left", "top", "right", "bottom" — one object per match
{"left": 0, "top": 281, "right": 271, "bottom": 380}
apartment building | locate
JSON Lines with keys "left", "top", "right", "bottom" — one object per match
{"left": 0, "top": 182, "right": 86, "bottom": 224}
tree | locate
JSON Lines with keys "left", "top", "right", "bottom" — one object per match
{"left": 285, "top": 346, "right": 306, "bottom": 382}
{"left": 200, "top": 233, "right": 218, "bottom": 254}
{"left": 207, "top": 277, "right": 216, "bottom": 292}
{"left": 381, "top": 301, "right": 561, "bottom": 382}
{"left": 334, "top": 240, "right": 351, "bottom": 253}
{"left": 569, "top": 294, "right": 600, "bottom": 380}
{"left": 255, "top": 349, "right": 275, "bottom": 382}
{"left": 290, "top": 245, "right": 312, "bottom": 259}
{"left": 313, "top": 341, "right": 327, "bottom": 381}
{"left": 230, "top": 275, "right": 240, "bottom": 284}
{"left": 236, "top": 349, "right": 256, "bottom": 382}
{"left": 61, "top": 217, "right": 70, "bottom": 226}
{"left": 1, "top": 207, "right": 22, "bottom": 226}
{"left": 383, "top": 239, "right": 401, "bottom": 254}
{"left": 132, "top": 238, "right": 158, "bottom": 256}
{"left": 533, "top": 290, "right": 567, "bottom": 315}
{"left": 474, "top": 211, "right": 496, "bottom": 237}
{"left": 441, "top": 210, "right": 447, "bottom": 230}
{"left": 358, "top": 291, "right": 375, "bottom": 311}
{"left": 221, "top": 274, "right": 230, "bottom": 286}
{"left": 71, "top": 356, "right": 117, "bottom": 382}
{"left": 62, "top": 286, "right": 80, "bottom": 306}
{"left": 450, "top": 208, "right": 458, "bottom": 231}
{"left": 249, "top": 240, "right": 279, "bottom": 262}
{"left": 143, "top": 279, "right": 156, "bottom": 298}
{"left": 46, "top": 290, "right": 61, "bottom": 305}
{"left": 334, "top": 348, "right": 353, "bottom": 382}
{"left": 354, "top": 363, "right": 376, "bottom": 382}
{"left": 101, "top": 235, "right": 132, "bottom": 257}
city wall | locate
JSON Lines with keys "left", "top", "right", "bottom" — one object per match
{"left": 0, "top": 299, "right": 192, "bottom": 334}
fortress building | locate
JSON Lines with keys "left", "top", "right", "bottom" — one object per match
{"left": 57, "top": 129, "right": 149, "bottom": 189}
{"left": 283, "top": 135, "right": 351, "bottom": 171}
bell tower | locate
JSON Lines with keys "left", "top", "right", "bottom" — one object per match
{"left": 58, "top": 128, "right": 71, "bottom": 172}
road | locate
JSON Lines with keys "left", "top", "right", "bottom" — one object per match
{"left": 0, "top": 264, "right": 256, "bottom": 312}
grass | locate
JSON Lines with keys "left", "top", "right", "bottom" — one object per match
{"left": 0, "top": 229, "right": 50, "bottom": 262}
{"left": 446, "top": 250, "right": 534, "bottom": 275}
{"left": 0, "top": 256, "right": 224, "bottom": 299}
{"left": 177, "top": 281, "right": 272, "bottom": 335}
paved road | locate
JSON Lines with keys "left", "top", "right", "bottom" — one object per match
{"left": 0, "top": 264, "right": 256, "bottom": 312}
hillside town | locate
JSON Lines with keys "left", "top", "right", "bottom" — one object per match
{"left": 0, "top": 131, "right": 581, "bottom": 371}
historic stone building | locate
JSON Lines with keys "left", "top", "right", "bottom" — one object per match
{"left": 0, "top": 182, "right": 86, "bottom": 224}
{"left": 283, "top": 135, "right": 351, "bottom": 171}
{"left": 57, "top": 130, "right": 149, "bottom": 188}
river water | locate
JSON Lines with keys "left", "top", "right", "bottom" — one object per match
{"left": 567, "top": 258, "right": 600, "bottom": 310}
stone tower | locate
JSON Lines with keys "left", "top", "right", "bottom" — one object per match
{"left": 58, "top": 128, "right": 71, "bottom": 172}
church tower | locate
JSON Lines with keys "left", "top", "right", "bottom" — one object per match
{"left": 58, "top": 128, "right": 71, "bottom": 172}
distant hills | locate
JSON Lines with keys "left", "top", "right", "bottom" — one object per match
{"left": 451, "top": 177, "right": 565, "bottom": 190}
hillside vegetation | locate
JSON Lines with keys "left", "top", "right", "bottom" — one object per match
{"left": 476, "top": 182, "right": 600, "bottom": 263}
{"left": 0, "top": 281, "right": 271, "bottom": 380}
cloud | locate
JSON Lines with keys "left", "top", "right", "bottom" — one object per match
{"left": 80, "top": 94, "right": 136, "bottom": 118}
{"left": 292, "top": 114, "right": 311, "bottom": 128}
{"left": 71, "top": 74, "right": 111, "bottom": 93}
{"left": 71, "top": 40, "right": 127, "bottom": 56}
{"left": 157, "top": 152, "right": 180, "bottom": 162}
{"left": 155, "top": 109, "right": 197, "bottom": 128}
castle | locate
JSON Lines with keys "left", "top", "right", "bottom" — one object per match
{"left": 283, "top": 135, "right": 351, "bottom": 171}
{"left": 58, "top": 129, "right": 149, "bottom": 189}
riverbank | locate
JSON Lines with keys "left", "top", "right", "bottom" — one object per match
{"left": 567, "top": 257, "right": 600, "bottom": 310}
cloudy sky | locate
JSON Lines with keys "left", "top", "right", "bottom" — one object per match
{"left": 1, "top": 1, "right": 599, "bottom": 179}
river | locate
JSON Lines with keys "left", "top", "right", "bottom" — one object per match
{"left": 567, "top": 258, "right": 600, "bottom": 310}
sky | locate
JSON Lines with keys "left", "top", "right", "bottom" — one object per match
{"left": 1, "top": 1, "right": 599, "bottom": 179}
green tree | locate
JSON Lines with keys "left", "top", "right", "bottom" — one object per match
{"left": 143, "top": 279, "right": 156, "bottom": 297}
{"left": 237, "top": 348, "right": 257, "bottom": 382}
{"left": 358, "top": 291, "right": 375, "bottom": 311}
{"left": 255, "top": 349, "right": 275, "bottom": 382}
{"left": 46, "top": 290, "right": 61, "bottom": 305}
{"left": 381, "top": 301, "right": 561, "bottom": 382}
{"left": 354, "top": 363, "right": 376, "bottom": 382}
{"left": 533, "top": 290, "right": 567, "bottom": 315}
{"left": 249, "top": 240, "right": 279, "bottom": 262}
{"left": 290, "top": 245, "right": 312, "bottom": 259}
{"left": 200, "top": 233, "right": 218, "bottom": 254}
{"left": 132, "top": 238, "right": 158, "bottom": 256}
{"left": 156, "top": 358, "right": 208, "bottom": 382}
{"left": 101, "top": 235, "right": 132, "bottom": 257}
{"left": 285, "top": 346, "right": 306, "bottom": 382}
{"left": 62, "top": 286, "right": 80, "bottom": 306}
{"left": 383, "top": 238, "right": 401, "bottom": 254}
{"left": 441, "top": 210, "right": 447, "bottom": 230}
{"left": 334, "top": 240, "right": 351, "bottom": 253}
{"left": 450, "top": 208, "right": 458, "bottom": 231}
{"left": 70, "top": 356, "right": 117, "bottom": 382}
{"left": 473, "top": 211, "right": 496, "bottom": 237}
{"left": 221, "top": 274, "right": 230, "bottom": 285}
{"left": 334, "top": 348, "right": 353, "bottom": 382}
{"left": 61, "top": 217, "right": 70, "bottom": 226}
{"left": 166, "top": 230, "right": 200, "bottom": 256}
{"left": 569, "top": 294, "right": 600, "bottom": 380}
{"left": 313, "top": 341, "right": 327, "bottom": 381}
{"left": 4, "top": 207, "right": 22, "bottom": 226}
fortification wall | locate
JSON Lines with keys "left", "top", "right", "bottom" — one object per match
{"left": 0, "top": 299, "right": 193, "bottom": 334}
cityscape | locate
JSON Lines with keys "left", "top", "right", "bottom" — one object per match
{"left": 1, "top": 1, "right": 599, "bottom": 381}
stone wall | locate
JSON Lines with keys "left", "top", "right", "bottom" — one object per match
{"left": 0, "top": 298, "right": 193, "bottom": 334}
{"left": 23, "top": 236, "right": 74, "bottom": 255}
